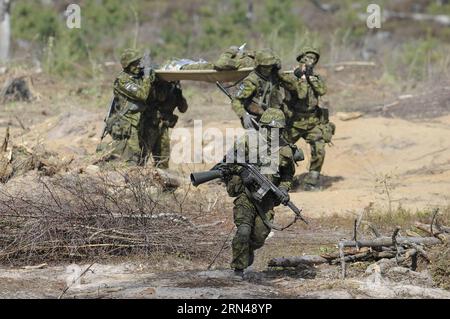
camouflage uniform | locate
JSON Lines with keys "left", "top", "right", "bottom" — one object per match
{"left": 282, "top": 47, "right": 335, "bottom": 190}
{"left": 225, "top": 109, "right": 296, "bottom": 272}
{"left": 98, "top": 48, "right": 155, "bottom": 165}
{"left": 139, "top": 80, "right": 188, "bottom": 168}
{"left": 180, "top": 45, "right": 255, "bottom": 71}
{"left": 231, "top": 50, "right": 288, "bottom": 130}
{"left": 214, "top": 45, "right": 255, "bottom": 70}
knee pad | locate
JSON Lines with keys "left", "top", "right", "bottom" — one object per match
{"left": 316, "top": 142, "right": 326, "bottom": 157}
{"left": 235, "top": 224, "right": 252, "bottom": 243}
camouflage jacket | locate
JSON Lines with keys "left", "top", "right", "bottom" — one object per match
{"left": 231, "top": 71, "right": 286, "bottom": 118}
{"left": 282, "top": 72, "right": 327, "bottom": 114}
{"left": 225, "top": 132, "right": 296, "bottom": 199}
{"left": 113, "top": 71, "right": 154, "bottom": 114}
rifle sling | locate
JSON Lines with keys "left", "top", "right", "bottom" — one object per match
{"left": 244, "top": 187, "right": 297, "bottom": 231}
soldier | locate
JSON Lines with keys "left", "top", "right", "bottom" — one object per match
{"left": 224, "top": 108, "right": 296, "bottom": 277}
{"left": 282, "top": 47, "right": 335, "bottom": 191}
{"left": 178, "top": 45, "right": 255, "bottom": 71}
{"left": 214, "top": 44, "right": 255, "bottom": 71}
{"left": 139, "top": 79, "right": 188, "bottom": 168}
{"left": 230, "top": 49, "right": 285, "bottom": 129}
{"left": 98, "top": 48, "right": 155, "bottom": 165}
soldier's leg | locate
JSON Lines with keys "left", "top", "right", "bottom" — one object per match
{"left": 107, "top": 113, "right": 141, "bottom": 165}
{"left": 248, "top": 209, "right": 274, "bottom": 267}
{"left": 152, "top": 126, "right": 170, "bottom": 169}
{"left": 125, "top": 113, "right": 142, "bottom": 164}
{"left": 303, "top": 126, "right": 326, "bottom": 190}
{"left": 309, "top": 140, "right": 326, "bottom": 172}
{"left": 181, "top": 62, "right": 215, "bottom": 70}
{"left": 231, "top": 194, "right": 257, "bottom": 271}
{"left": 139, "top": 123, "right": 159, "bottom": 166}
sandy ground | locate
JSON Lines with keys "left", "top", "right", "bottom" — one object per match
{"left": 294, "top": 114, "right": 450, "bottom": 217}
{"left": 1, "top": 259, "right": 449, "bottom": 299}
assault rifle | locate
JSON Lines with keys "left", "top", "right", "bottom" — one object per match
{"left": 100, "top": 95, "right": 116, "bottom": 141}
{"left": 191, "top": 162, "right": 308, "bottom": 230}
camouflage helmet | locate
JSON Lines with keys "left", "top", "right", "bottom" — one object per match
{"left": 255, "top": 49, "right": 281, "bottom": 68}
{"left": 296, "top": 46, "right": 320, "bottom": 63}
{"left": 259, "top": 108, "right": 286, "bottom": 128}
{"left": 120, "top": 48, "right": 141, "bottom": 69}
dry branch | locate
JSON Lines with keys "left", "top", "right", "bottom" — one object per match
{"left": 268, "top": 219, "right": 448, "bottom": 279}
{"left": 339, "top": 236, "right": 442, "bottom": 248}
{"left": 268, "top": 255, "right": 328, "bottom": 267}
{"left": 0, "top": 169, "right": 225, "bottom": 265}
{"left": 414, "top": 222, "right": 448, "bottom": 242}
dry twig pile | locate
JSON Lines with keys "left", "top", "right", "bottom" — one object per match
{"left": 269, "top": 209, "right": 449, "bottom": 285}
{"left": 0, "top": 169, "right": 220, "bottom": 265}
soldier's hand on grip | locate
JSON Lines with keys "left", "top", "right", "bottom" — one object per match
{"left": 279, "top": 186, "right": 290, "bottom": 205}
{"left": 305, "top": 64, "right": 314, "bottom": 77}
{"left": 241, "top": 112, "right": 256, "bottom": 130}
{"left": 293, "top": 67, "right": 303, "bottom": 79}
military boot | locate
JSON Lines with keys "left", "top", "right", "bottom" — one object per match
{"left": 248, "top": 250, "right": 255, "bottom": 267}
{"left": 233, "top": 269, "right": 244, "bottom": 279}
{"left": 303, "top": 170, "right": 321, "bottom": 191}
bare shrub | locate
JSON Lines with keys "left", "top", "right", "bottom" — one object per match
{"left": 0, "top": 168, "right": 227, "bottom": 266}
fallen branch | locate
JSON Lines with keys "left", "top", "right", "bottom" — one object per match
{"left": 330, "top": 250, "right": 396, "bottom": 265}
{"left": 339, "top": 236, "right": 442, "bottom": 248}
{"left": 268, "top": 255, "right": 328, "bottom": 267}
{"left": 414, "top": 222, "right": 447, "bottom": 242}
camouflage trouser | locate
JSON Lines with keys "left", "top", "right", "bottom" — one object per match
{"left": 139, "top": 123, "right": 170, "bottom": 169}
{"left": 97, "top": 112, "right": 142, "bottom": 165}
{"left": 284, "top": 123, "right": 326, "bottom": 174}
{"left": 231, "top": 193, "right": 273, "bottom": 270}
{"left": 181, "top": 62, "right": 215, "bottom": 70}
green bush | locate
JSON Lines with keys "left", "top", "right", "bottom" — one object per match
{"left": 12, "top": 0, "right": 134, "bottom": 76}
{"left": 12, "top": 1, "right": 60, "bottom": 42}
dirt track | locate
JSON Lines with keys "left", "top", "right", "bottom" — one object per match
{"left": 1, "top": 259, "right": 449, "bottom": 299}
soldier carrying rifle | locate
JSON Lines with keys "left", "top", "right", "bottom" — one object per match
{"left": 191, "top": 108, "right": 306, "bottom": 278}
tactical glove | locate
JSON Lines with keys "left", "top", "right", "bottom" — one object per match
{"left": 305, "top": 64, "right": 314, "bottom": 77}
{"left": 279, "top": 186, "right": 290, "bottom": 205}
{"left": 241, "top": 112, "right": 256, "bottom": 130}
{"left": 240, "top": 169, "right": 255, "bottom": 187}
{"left": 293, "top": 67, "right": 303, "bottom": 79}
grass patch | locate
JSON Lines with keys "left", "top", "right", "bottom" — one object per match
{"left": 365, "top": 206, "right": 450, "bottom": 231}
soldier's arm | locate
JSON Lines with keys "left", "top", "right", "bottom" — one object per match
{"left": 231, "top": 79, "right": 257, "bottom": 118}
{"left": 308, "top": 74, "right": 327, "bottom": 96}
{"left": 174, "top": 86, "right": 188, "bottom": 113}
{"left": 280, "top": 72, "right": 308, "bottom": 99}
{"left": 114, "top": 75, "right": 153, "bottom": 102}
{"left": 278, "top": 72, "right": 297, "bottom": 91}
